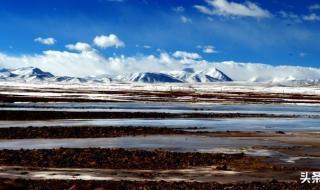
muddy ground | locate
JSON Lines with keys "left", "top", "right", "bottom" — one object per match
{"left": 0, "top": 148, "right": 317, "bottom": 189}
{"left": 0, "top": 126, "right": 191, "bottom": 139}
{"left": 1, "top": 84, "right": 320, "bottom": 189}
{"left": 0, "top": 126, "right": 288, "bottom": 139}
{"left": 1, "top": 86, "right": 320, "bottom": 104}
{"left": 1, "top": 178, "right": 319, "bottom": 190}
{"left": 0, "top": 148, "right": 247, "bottom": 170}
{"left": 0, "top": 110, "right": 314, "bottom": 120}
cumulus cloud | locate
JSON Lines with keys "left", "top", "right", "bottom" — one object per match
{"left": 93, "top": 34, "right": 125, "bottom": 48}
{"left": 0, "top": 50, "right": 182, "bottom": 77}
{"left": 0, "top": 50, "right": 106, "bottom": 77}
{"left": 173, "top": 51, "right": 201, "bottom": 60}
{"left": 210, "top": 61, "right": 320, "bottom": 82}
{"left": 180, "top": 16, "right": 192, "bottom": 23}
{"left": 203, "top": 46, "right": 217, "bottom": 54}
{"left": 34, "top": 37, "right": 56, "bottom": 45}
{"left": 172, "top": 51, "right": 203, "bottom": 65}
{"left": 197, "top": 45, "right": 218, "bottom": 54}
{"left": 1, "top": 49, "right": 320, "bottom": 82}
{"left": 303, "top": 13, "right": 320, "bottom": 21}
{"left": 65, "top": 42, "right": 93, "bottom": 52}
{"left": 2, "top": 37, "right": 320, "bottom": 82}
{"left": 194, "top": 0, "right": 271, "bottom": 18}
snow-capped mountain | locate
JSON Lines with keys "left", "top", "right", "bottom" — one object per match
{"left": 10, "top": 67, "right": 54, "bottom": 80}
{"left": 0, "top": 66, "right": 233, "bottom": 84}
{"left": 53, "top": 76, "right": 88, "bottom": 83}
{"left": 169, "top": 68, "right": 195, "bottom": 82}
{"left": 117, "top": 72, "right": 183, "bottom": 83}
{"left": 88, "top": 74, "right": 113, "bottom": 83}
{"left": 200, "top": 67, "right": 232, "bottom": 82}
{"left": 2, "top": 64, "right": 318, "bottom": 85}
{"left": 169, "top": 67, "right": 232, "bottom": 83}
{"left": 0, "top": 68, "right": 15, "bottom": 78}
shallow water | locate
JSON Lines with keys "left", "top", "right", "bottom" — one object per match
{"left": 1, "top": 118, "right": 319, "bottom": 132}
{"left": 0, "top": 135, "right": 288, "bottom": 154}
{"left": 1, "top": 102, "right": 320, "bottom": 132}
{"left": 1, "top": 102, "right": 320, "bottom": 115}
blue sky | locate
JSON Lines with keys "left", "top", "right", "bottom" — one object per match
{"left": 0, "top": 0, "right": 319, "bottom": 72}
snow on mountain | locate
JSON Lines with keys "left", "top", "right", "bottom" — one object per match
{"left": 0, "top": 68, "right": 15, "bottom": 78}
{"left": 1, "top": 63, "right": 319, "bottom": 84}
{"left": 169, "top": 68, "right": 195, "bottom": 82}
{"left": 202, "top": 67, "right": 233, "bottom": 81}
{"left": 88, "top": 74, "right": 113, "bottom": 83}
{"left": 10, "top": 67, "right": 54, "bottom": 80}
{"left": 117, "top": 72, "right": 182, "bottom": 83}
{"left": 53, "top": 76, "right": 88, "bottom": 83}
{"left": 0, "top": 66, "right": 113, "bottom": 84}
{"left": 169, "top": 67, "right": 232, "bottom": 83}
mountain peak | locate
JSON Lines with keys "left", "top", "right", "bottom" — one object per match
{"left": 118, "top": 72, "right": 182, "bottom": 83}
{"left": 170, "top": 67, "right": 232, "bottom": 83}
{"left": 0, "top": 66, "right": 233, "bottom": 84}
{"left": 201, "top": 67, "right": 232, "bottom": 82}
{"left": 11, "top": 67, "right": 54, "bottom": 80}
{"left": 0, "top": 68, "right": 15, "bottom": 78}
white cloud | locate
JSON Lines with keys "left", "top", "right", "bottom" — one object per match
{"left": 1, "top": 50, "right": 320, "bottom": 82}
{"left": 180, "top": 16, "right": 192, "bottom": 23}
{"left": 279, "top": 10, "right": 320, "bottom": 23}
{"left": 204, "top": 47, "right": 217, "bottom": 54}
{"left": 65, "top": 42, "right": 93, "bottom": 52}
{"left": 194, "top": 0, "right": 271, "bottom": 18}
{"left": 0, "top": 50, "right": 181, "bottom": 77}
{"left": 143, "top": 45, "right": 152, "bottom": 49}
{"left": 197, "top": 45, "right": 218, "bottom": 54}
{"left": 173, "top": 6, "right": 185, "bottom": 13}
{"left": 34, "top": 37, "right": 56, "bottom": 45}
{"left": 309, "top": 4, "right": 320, "bottom": 11}
{"left": 299, "top": 52, "right": 307, "bottom": 57}
{"left": 210, "top": 61, "right": 320, "bottom": 82}
{"left": 278, "top": 11, "right": 301, "bottom": 23}
{"left": 0, "top": 50, "right": 106, "bottom": 77}
{"left": 93, "top": 34, "right": 125, "bottom": 48}
{"left": 303, "top": 13, "right": 320, "bottom": 21}
{"left": 136, "top": 44, "right": 152, "bottom": 49}
{"left": 172, "top": 51, "right": 203, "bottom": 65}
{"left": 173, "top": 51, "right": 201, "bottom": 60}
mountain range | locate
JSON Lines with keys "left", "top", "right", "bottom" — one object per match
{"left": 0, "top": 66, "right": 232, "bottom": 84}
{"left": 1, "top": 66, "right": 320, "bottom": 85}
